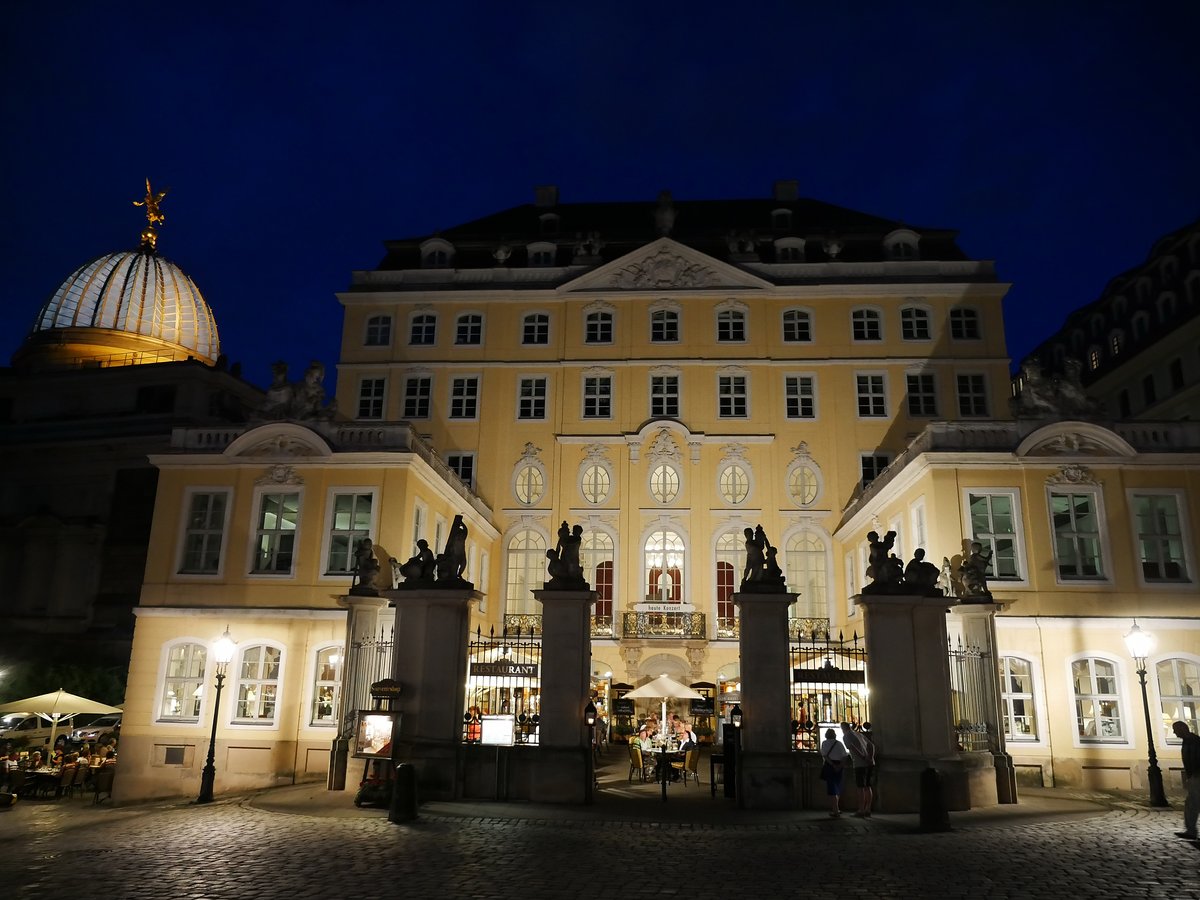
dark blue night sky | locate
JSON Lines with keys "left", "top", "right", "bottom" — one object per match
{"left": 3, "top": 1, "right": 1197, "bottom": 391}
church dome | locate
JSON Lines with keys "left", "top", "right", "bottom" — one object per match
{"left": 12, "top": 181, "right": 221, "bottom": 370}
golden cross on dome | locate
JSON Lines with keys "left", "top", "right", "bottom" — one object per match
{"left": 133, "top": 178, "right": 169, "bottom": 250}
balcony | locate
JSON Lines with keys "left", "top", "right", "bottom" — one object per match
{"left": 621, "top": 611, "right": 706, "bottom": 639}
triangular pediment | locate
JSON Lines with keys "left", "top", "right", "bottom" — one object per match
{"left": 562, "top": 238, "right": 772, "bottom": 292}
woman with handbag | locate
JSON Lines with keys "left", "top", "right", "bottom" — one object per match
{"left": 819, "top": 728, "right": 849, "bottom": 817}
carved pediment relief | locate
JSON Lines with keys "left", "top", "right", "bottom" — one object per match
{"left": 225, "top": 424, "right": 332, "bottom": 460}
{"left": 1016, "top": 422, "right": 1136, "bottom": 459}
{"left": 1046, "top": 464, "right": 1098, "bottom": 486}
{"left": 647, "top": 428, "right": 681, "bottom": 463}
{"left": 561, "top": 238, "right": 771, "bottom": 292}
{"left": 255, "top": 464, "right": 304, "bottom": 485}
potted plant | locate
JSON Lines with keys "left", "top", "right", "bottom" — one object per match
{"left": 612, "top": 723, "right": 634, "bottom": 744}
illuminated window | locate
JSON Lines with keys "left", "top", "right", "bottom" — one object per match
{"left": 967, "top": 491, "right": 1023, "bottom": 579}
{"left": 787, "top": 464, "right": 819, "bottom": 506}
{"left": 326, "top": 493, "right": 372, "bottom": 575}
{"left": 157, "top": 642, "right": 207, "bottom": 722}
{"left": 1072, "top": 657, "right": 1123, "bottom": 741}
{"left": 1000, "top": 657, "right": 1038, "bottom": 740}
{"left": 234, "top": 644, "right": 282, "bottom": 724}
{"left": 505, "top": 529, "right": 546, "bottom": 615}
{"left": 649, "top": 464, "right": 680, "bottom": 504}
{"left": 514, "top": 464, "right": 544, "bottom": 505}
{"left": 1157, "top": 658, "right": 1199, "bottom": 740}
{"left": 582, "top": 532, "right": 615, "bottom": 621}
{"left": 311, "top": 646, "right": 342, "bottom": 726}
{"left": 581, "top": 463, "right": 611, "bottom": 504}
{"left": 252, "top": 492, "right": 299, "bottom": 574}
{"left": 718, "top": 464, "right": 749, "bottom": 504}
{"left": 785, "top": 532, "right": 827, "bottom": 620}
{"left": 1051, "top": 491, "right": 1104, "bottom": 580}
{"left": 645, "top": 530, "right": 684, "bottom": 603}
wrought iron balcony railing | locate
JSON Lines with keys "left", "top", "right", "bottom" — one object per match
{"left": 621, "top": 611, "right": 706, "bottom": 639}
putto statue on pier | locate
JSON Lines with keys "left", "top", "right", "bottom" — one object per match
{"left": 254, "top": 360, "right": 338, "bottom": 422}
{"left": 349, "top": 537, "right": 381, "bottom": 596}
{"left": 739, "top": 525, "right": 787, "bottom": 592}
{"left": 544, "top": 521, "right": 590, "bottom": 591}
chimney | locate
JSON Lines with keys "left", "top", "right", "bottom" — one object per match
{"left": 773, "top": 180, "right": 799, "bottom": 202}
{"left": 534, "top": 185, "right": 559, "bottom": 208}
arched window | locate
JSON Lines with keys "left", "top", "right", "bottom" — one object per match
{"left": 233, "top": 644, "right": 283, "bottom": 725}
{"left": 1088, "top": 346, "right": 1101, "bottom": 371}
{"left": 651, "top": 309, "right": 680, "bottom": 342}
{"left": 645, "top": 530, "right": 684, "bottom": 604}
{"left": 1131, "top": 311, "right": 1150, "bottom": 340}
{"left": 785, "top": 532, "right": 827, "bottom": 620}
{"left": 581, "top": 531, "right": 615, "bottom": 621}
{"left": 455, "top": 314, "right": 483, "bottom": 345}
{"left": 365, "top": 315, "right": 391, "bottom": 347}
{"left": 716, "top": 309, "right": 746, "bottom": 342}
{"left": 157, "top": 641, "right": 207, "bottom": 722}
{"left": 1156, "top": 658, "right": 1199, "bottom": 740}
{"left": 901, "top": 306, "right": 931, "bottom": 340}
{"left": 505, "top": 529, "right": 546, "bottom": 615}
{"left": 1157, "top": 292, "right": 1177, "bottom": 324}
{"left": 715, "top": 532, "right": 743, "bottom": 634}
{"left": 1109, "top": 330, "right": 1124, "bottom": 356}
{"left": 522, "top": 313, "right": 550, "bottom": 345}
{"left": 410, "top": 313, "right": 437, "bottom": 345}
{"left": 999, "top": 656, "right": 1038, "bottom": 740}
{"left": 1071, "top": 657, "right": 1123, "bottom": 741}
{"left": 585, "top": 310, "right": 613, "bottom": 344}
{"left": 311, "top": 645, "right": 342, "bottom": 726}
{"left": 782, "top": 309, "right": 812, "bottom": 342}
{"left": 851, "top": 308, "right": 881, "bottom": 341}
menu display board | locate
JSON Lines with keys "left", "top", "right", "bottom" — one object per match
{"left": 354, "top": 710, "right": 397, "bottom": 758}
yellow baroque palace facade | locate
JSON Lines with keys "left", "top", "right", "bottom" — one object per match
{"left": 103, "top": 184, "right": 1197, "bottom": 802}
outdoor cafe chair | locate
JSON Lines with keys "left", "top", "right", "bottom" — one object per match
{"left": 67, "top": 763, "right": 89, "bottom": 799}
{"left": 671, "top": 749, "right": 700, "bottom": 786}
{"left": 92, "top": 766, "right": 115, "bottom": 805}
{"left": 628, "top": 745, "right": 650, "bottom": 782}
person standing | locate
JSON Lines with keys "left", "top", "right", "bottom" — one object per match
{"left": 1174, "top": 720, "right": 1200, "bottom": 839}
{"left": 819, "top": 728, "right": 849, "bottom": 817}
{"left": 841, "top": 722, "right": 876, "bottom": 817}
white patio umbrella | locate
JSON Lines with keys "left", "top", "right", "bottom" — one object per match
{"left": 624, "top": 674, "right": 704, "bottom": 730}
{"left": 0, "top": 689, "right": 122, "bottom": 748}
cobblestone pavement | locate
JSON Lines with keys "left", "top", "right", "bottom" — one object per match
{"left": 2, "top": 777, "right": 1197, "bottom": 900}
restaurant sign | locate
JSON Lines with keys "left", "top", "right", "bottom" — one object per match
{"left": 793, "top": 668, "right": 865, "bottom": 685}
{"left": 471, "top": 661, "right": 539, "bottom": 678}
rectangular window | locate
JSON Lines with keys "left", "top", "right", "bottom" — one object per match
{"left": 1000, "top": 657, "right": 1038, "bottom": 741}
{"left": 252, "top": 492, "right": 299, "bottom": 574}
{"left": 950, "top": 308, "right": 981, "bottom": 340}
{"left": 957, "top": 374, "right": 989, "bottom": 416}
{"left": 1072, "top": 658, "right": 1123, "bottom": 741}
{"left": 518, "top": 377, "right": 547, "bottom": 419}
{"left": 856, "top": 374, "right": 887, "bottom": 417}
{"left": 1132, "top": 493, "right": 1189, "bottom": 582}
{"left": 651, "top": 375, "right": 679, "bottom": 417}
{"left": 906, "top": 373, "right": 937, "bottom": 416}
{"left": 583, "top": 376, "right": 612, "bottom": 418}
{"left": 852, "top": 310, "right": 881, "bottom": 341}
{"left": 358, "top": 378, "right": 385, "bottom": 420}
{"left": 403, "top": 376, "right": 432, "bottom": 419}
{"left": 718, "top": 375, "right": 748, "bottom": 417}
{"left": 968, "top": 491, "right": 1022, "bottom": 579}
{"left": 1051, "top": 491, "right": 1104, "bottom": 580}
{"left": 860, "top": 453, "right": 891, "bottom": 489}
{"left": 327, "top": 493, "right": 372, "bottom": 574}
{"left": 447, "top": 453, "right": 476, "bottom": 489}
{"left": 180, "top": 491, "right": 228, "bottom": 574}
{"left": 785, "top": 375, "right": 815, "bottom": 419}
{"left": 910, "top": 498, "right": 927, "bottom": 552}
{"left": 449, "top": 376, "right": 479, "bottom": 419}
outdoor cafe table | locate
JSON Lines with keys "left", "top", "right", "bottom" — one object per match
{"left": 647, "top": 746, "right": 685, "bottom": 801}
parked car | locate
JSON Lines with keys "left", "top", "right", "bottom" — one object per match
{"left": 69, "top": 713, "right": 122, "bottom": 744}
{"left": 0, "top": 714, "right": 71, "bottom": 748}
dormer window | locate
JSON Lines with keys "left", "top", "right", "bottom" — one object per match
{"left": 772, "top": 208, "right": 793, "bottom": 230}
{"left": 774, "top": 237, "right": 805, "bottom": 263}
{"left": 539, "top": 213, "right": 560, "bottom": 236}
{"left": 527, "top": 241, "right": 556, "bottom": 267}
{"left": 883, "top": 229, "right": 920, "bottom": 261}
{"left": 1131, "top": 311, "right": 1150, "bottom": 340}
{"left": 1109, "top": 331, "right": 1123, "bottom": 356}
{"left": 1111, "top": 296, "right": 1128, "bottom": 319}
{"left": 1157, "top": 292, "right": 1177, "bottom": 323}
{"left": 420, "top": 238, "right": 454, "bottom": 268}
{"left": 1088, "top": 346, "right": 1101, "bottom": 370}
{"left": 1089, "top": 314, "right": 1104, "bottom": 338}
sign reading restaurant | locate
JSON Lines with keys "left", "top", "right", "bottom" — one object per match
{"left": 472, "top": 661, "right": 540, "bottom": 678}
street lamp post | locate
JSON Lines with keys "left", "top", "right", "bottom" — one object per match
{"left": 196, "top": 628, "right": 237, "bottom": 804}
{"left": 1124, "top": 621, "right": 1170, "bottom": 808}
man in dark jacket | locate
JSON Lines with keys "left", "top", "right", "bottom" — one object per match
{"left": 1173, "top": 720, "right": 1199, "bottom": 839}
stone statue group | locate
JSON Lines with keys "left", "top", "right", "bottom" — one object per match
{"left": 350, "top": 514, "right": 472, "bottom": 595}
{"left": 861, "top": 530, "right": 992, "bottom": 599}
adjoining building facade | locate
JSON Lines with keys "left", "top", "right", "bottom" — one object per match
{"left": 0, "top": 187, "right": 263, "bottom": 670}
{"left": 106, "top": 184, "right": 1196, "bottom": 802}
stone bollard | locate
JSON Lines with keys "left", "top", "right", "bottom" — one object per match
{"left": 388, "top": 763, "right": 418, "bottom": 823}
{"left": 918, "top": 766, "right": 951, "bottom": 832}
